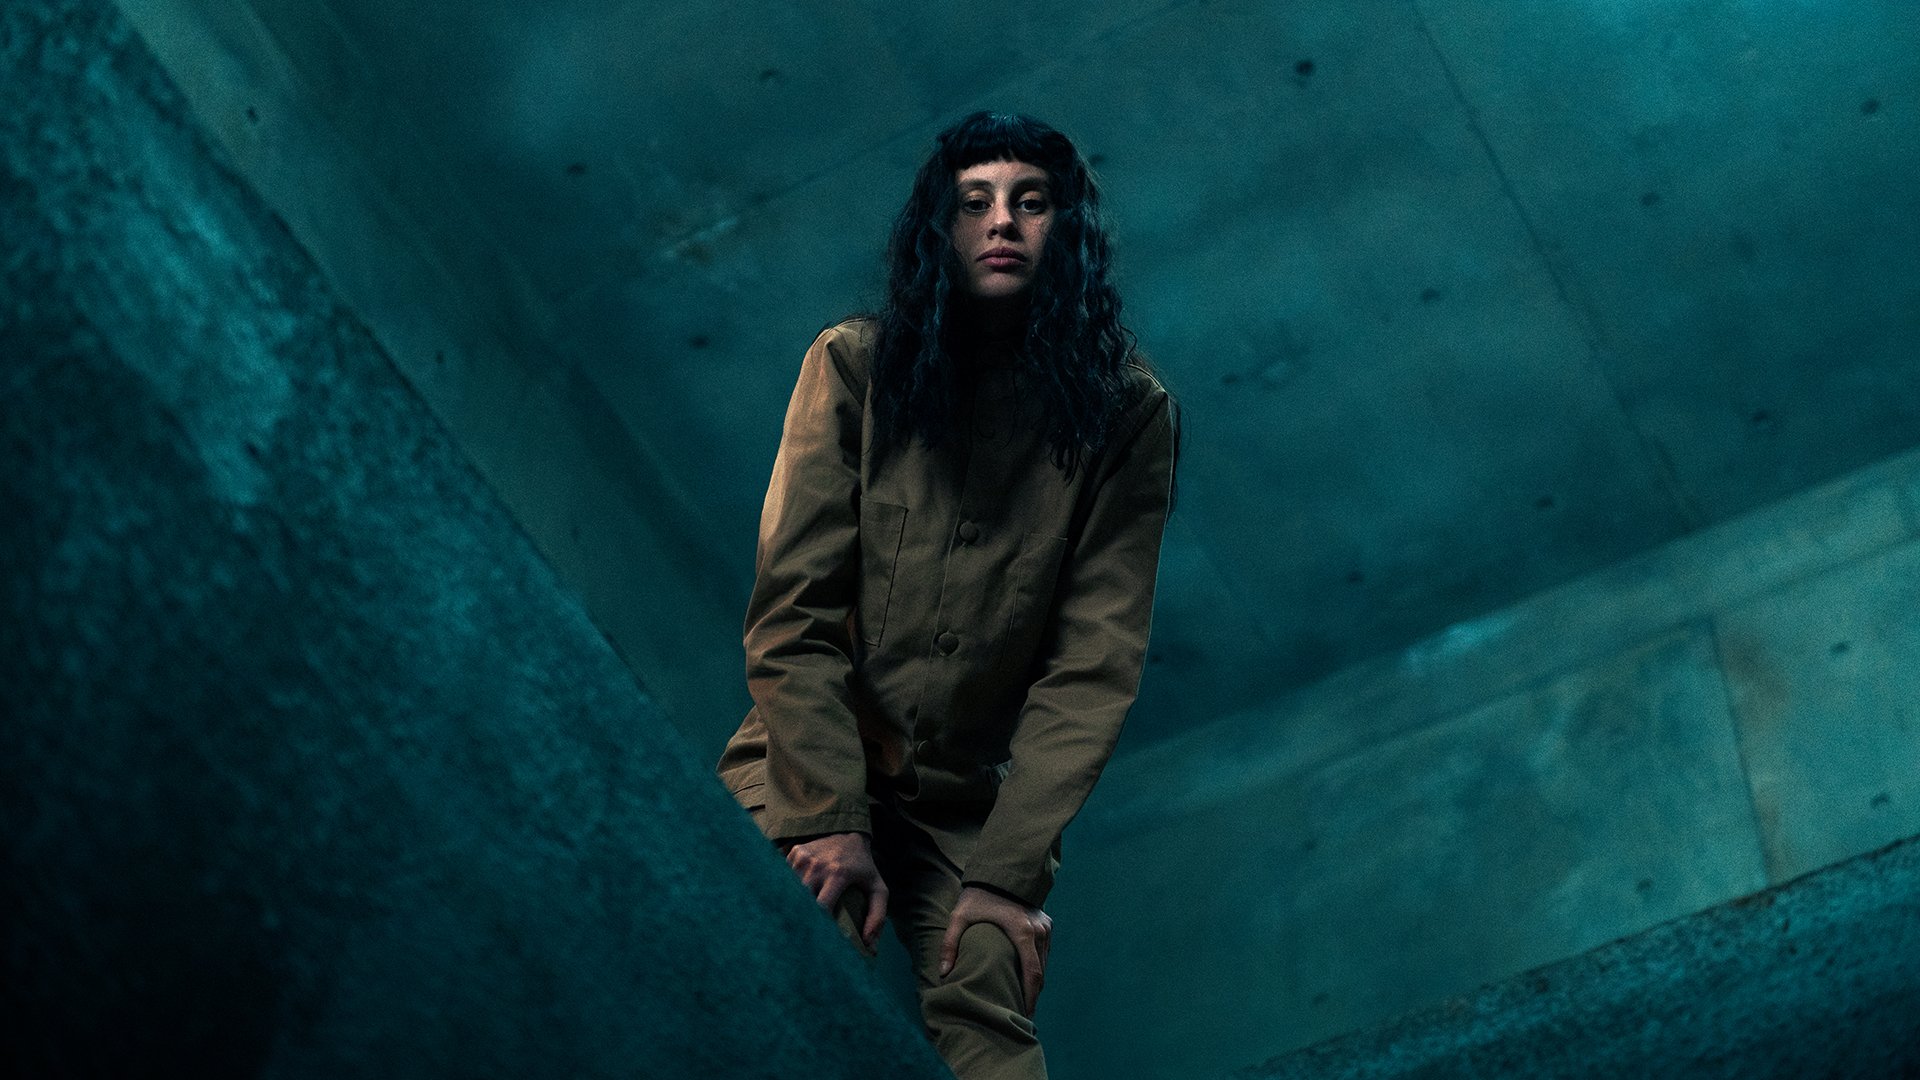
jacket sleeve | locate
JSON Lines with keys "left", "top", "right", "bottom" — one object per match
{"left": 743, "top": 323, "right": 874, "bottom": 842}
{"left": 961, "top": 381, "right": 1176, "bottom": 906}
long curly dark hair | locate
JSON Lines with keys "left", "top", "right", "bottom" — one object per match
{"left": 866, "top": 111, "right": 1164, "bottom": 480}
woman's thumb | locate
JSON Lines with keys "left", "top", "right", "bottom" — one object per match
{"left": 938, "top": 915, "right": 964, "bottom": 978}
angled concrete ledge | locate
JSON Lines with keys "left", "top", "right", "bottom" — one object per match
{"left": 1092, "top": 443, "right": 1920, "bottom": 841}
{"left": 1230, "top": 832, "right": 1920, "bottom": 1079}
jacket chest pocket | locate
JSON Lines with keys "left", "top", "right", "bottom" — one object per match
{"left": 1004, "top": 530, "right": 1070, "bottom": 646}
{"left": 858, "top": 500, "right": 909, "bottom": 647}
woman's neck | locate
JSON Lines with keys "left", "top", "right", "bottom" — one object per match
{"left": 951, "top": 291, "right": 1029, "bottom": 343}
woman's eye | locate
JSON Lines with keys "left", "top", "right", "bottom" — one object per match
{"left": 1020, "top": 199, "right": 1049, "bottom": 214}
{"left": 963, "top": 199, "right": 989, "bottom": 213}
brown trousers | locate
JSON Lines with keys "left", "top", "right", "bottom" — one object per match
{"left": 757, "top": 800, "right": 1047, "bottom": 1080}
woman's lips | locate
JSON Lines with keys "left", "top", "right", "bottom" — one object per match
{"left": 981, "top": 255, "right": 1026, "bottom": 270}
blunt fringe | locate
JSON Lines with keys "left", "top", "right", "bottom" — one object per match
{"left": 866, "top": 110, "right": 1165, "bottom": 480}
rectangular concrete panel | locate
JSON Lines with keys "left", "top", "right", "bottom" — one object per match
{"left": 1419, "top": 0, "right": 1920, "bottom": 523}
{"left": 1715, "top": 537, "right": 1920, "bottom": 882}
{"left": 1041, "top": 626, "right": 1765, "bottom": 1079}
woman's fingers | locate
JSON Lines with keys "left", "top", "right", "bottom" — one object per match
{"left": 938, "top": 913, "right": 965, "bottom": 978}
{"left": 783, "top": 833, "right": 888, "bottom": 943}
{"left": 816, "top": 874, "right": 847, "bottom": 914}
{"left": 1018, "top": 935, "right": 1045, "bottom": 1016}
{"left": 862, "top": 879, "right": 890, "bottom": 946}
{"left": 939, "top": 887, "right": 1054, "bottom": 1019}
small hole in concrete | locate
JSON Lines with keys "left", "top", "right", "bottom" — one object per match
{"left": 1862, "top": 98, "right": 1881, "bottom": 115}
{"left": 245, "top": 106, "right": 260, "bottom": 124}
{"left": 1221, "top": 371, "right": 1241, "bottom": 385}
{"left": 1751, "top": 408, "right": 1772, "bottom": 426}
{"left": 566, "top": 162, "right": 587, "bottom": 176}
{"left": 1420, "top": 287, "right": 1443, "bottom": 304}
{"left": 1831, "top": 640, "right": 1851, "bottom": 656}
{"left": 688, "top": 334, "right": 711, "bottom": 350}
{"left": 1640, "top": 191, "right": 1661, "bottom": 207}
{"left": 1295, "top": 59, "right": 1315, "bottom": 77}
{"left": 1871, "top": 792, "right": 1891, "bottom": 809}
{"left": 1535, "top": 494, "right": 1556, "bottom": 510}
{"left": 1345, "top": 569, "right": 1365, "bottom": 585}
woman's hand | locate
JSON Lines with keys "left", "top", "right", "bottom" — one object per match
{"left": 939, "top": 884, "right": 1053, "bottom": 1016}
{"left": 780, "top": 831, "right": 889, "bottom": 948}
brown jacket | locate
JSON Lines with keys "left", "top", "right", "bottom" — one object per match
{"left": 715, "top": 317, "right": 1174, "bottom": 907}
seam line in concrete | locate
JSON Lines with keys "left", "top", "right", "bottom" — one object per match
{"left": 1702, "top": 616, "right": 1783, "bottom": 886}
{"left": 1406, "top": 0, "right": 1704, "bottom": 532}
{"left": 1179, "top": 512, "right": 1285, "bottom": 654}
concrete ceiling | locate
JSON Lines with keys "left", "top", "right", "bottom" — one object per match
{"left": 199, "top": 0, "right": 1919, "bottom": 754}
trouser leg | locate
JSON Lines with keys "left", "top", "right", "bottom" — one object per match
{"left": 749, "top": 802, "right": 1047, "bottom": 1079}
{"left": 872, "top": 807, "right": 1047, "bottom": 1080}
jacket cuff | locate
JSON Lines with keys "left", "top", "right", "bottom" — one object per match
{"left": 757, "top": 807, "right": 873, "bottom": 845}
{"left": 958, "top": 857, "right": 1054, "bottom": 910}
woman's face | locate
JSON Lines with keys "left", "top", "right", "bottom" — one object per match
{"left": 950, "top": 158, "right": 1055, "bottom": 300}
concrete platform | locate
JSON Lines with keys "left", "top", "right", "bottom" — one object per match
{"left": 1231, "top": 832, "right": 1920, "bottom": 1079}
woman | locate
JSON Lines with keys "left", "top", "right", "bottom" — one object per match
{"left": 715, "top": 110, "right": 1178, "bottom": 1080}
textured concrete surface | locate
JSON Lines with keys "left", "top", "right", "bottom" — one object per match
{"left": 1422, "top": 0, "right": 1920, "bottom": 522}
{"left": 1045, "top": 628, "right": 1766, "bottom": 1079}
{"left": 1083, "top": 446, "right": 1920, "bottom": 846}
{"left": 116, "top": 0, "right": 1920, "bottom": 761}
{"left": 0, "top": 2, "right": 949, "bottom": 1075}
{"left": 114, "top": 0, "right": 754, "bottom": 753}
{"left": 1717, "top": 539, "right": 1920, "bottom": 882}
{"left": 1231, "top": 832, "right": 1920, "bottom": 1079}
{"left": 1044, "top": 443, "right": 1920, "bottom": 1077}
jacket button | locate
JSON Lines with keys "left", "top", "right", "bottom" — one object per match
{"left": 958, "top": 521, "right": 981, "bottom": 543}
{"left": 935, "top": 630, "right": 960, "bottom": 655}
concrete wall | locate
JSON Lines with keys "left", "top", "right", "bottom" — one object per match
{"left": 112, "top": 0, "right": 1920, "bottom": 762}
{"left": 1041, "top": 445, "right": 1920, "bottom": 1078}
{"left": 114, "top": 0, "right": 753, "bottom": 753}
{"left": 0, "top": 2, "right": 947, "bottom": 1074}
